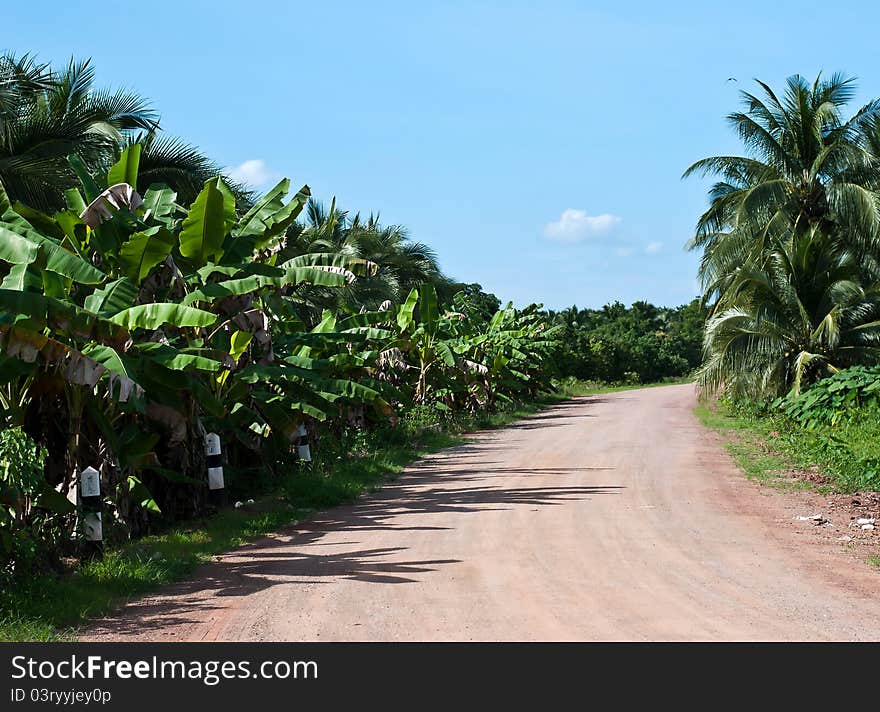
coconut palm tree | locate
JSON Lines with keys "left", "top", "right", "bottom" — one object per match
{"left": 699, "top": 225, "right": 880, "bottom": 398}
{"left": 0, "top": 53, "right": 248, "bottom": 212}
{"left": 686, "top": 74, "right": 880, "bottom": 397}
{"left": 287, "top": 197, "right": 453, "bottom": 311}
{"left": 684, "top": 73, "right": 880, "bottom": 303}
{"left": 0, "top": 55, "right": 157, "bottom": 211}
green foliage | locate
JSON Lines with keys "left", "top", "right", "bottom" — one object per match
{"left": 703, "top": 395, "right": 880, "bottom": 493}
{"left": 178, "top": 178, "right": 229, "bottom": 265}
{"left": 288, "top": 197, "right": 468, "bottom": 312}
{"left": 688, "top": 73, "right": 880, "bottom": 492}
{"left": 0, "top": 51, "right": 564, "bottom": 591}
{"left": 0, "top": 428, "right": 66, "bottom": 580}
{"left": 772, "top": 366, "right": 880, "bottom": 427}
{"left": 0, "top": 154, "right": 562, "bottom": 582}
{"left": 0, "top": 429, "right": 46, "bottom": 518}
{"left": 400, "top": 404, "right": 444, "bottom": 433}
{"left": 107, "top": 145, "right": 142, "bottom": 189}
{"left": 545, "top": 299, "right": 705, "bottom": 383}
{"left": 117, "top": 227, "right": 175, "bottom": 283}
{"left": 686, "top": 74, "right": 880, "bottom": 399}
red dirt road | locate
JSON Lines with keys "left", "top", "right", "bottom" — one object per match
{"left": 82, "top": 384, "right": 880, "bottom": 641}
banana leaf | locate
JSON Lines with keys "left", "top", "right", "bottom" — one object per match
{"left": 109, "top": 303, "right": 217, "bottom": 330}
{"left": 0, "top": 290, "right": 129, "bottom": 345}
{"left": 118, "top": 226, "right": 176, "bottom": 283}
{"left": 233, "top": 178, "right": 291, "bottom": 238}
{"left": 141, "top": 185, "right": 178, "bottom": 227}
{"left": 107, "top": 145, "right": 141, "bottom": 188}
{"left": 0, "top": 216, "right": 105, "bottom": 284}
{"left": 397, "top": 288, "right": 419, "bottom": 333}
{"left": 182, "top": 266, "right": 347, "bottom": 305}
{"left": 84, "top": 278, "right": 138, "bottom": 315}
{"left": 178, "top": 178, "right": 226, "bottom": 265}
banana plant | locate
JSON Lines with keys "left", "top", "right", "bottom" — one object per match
{"left": 0, "top": 138, "right": 565, "bottom": 549}
{"left": 0, "top": 146, "right": 394, "bottom": 523}
{"left": 393, "top": 284, "right": 459, "bottom": 405}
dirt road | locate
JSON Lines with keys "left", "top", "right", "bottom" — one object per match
{"left": 83, "top": 384, "right": 880, "bottom": 641}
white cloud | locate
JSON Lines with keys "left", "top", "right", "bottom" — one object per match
{"left": 615, "top": 247, "right": 634, "bottom": 257}
{"left": 543, "top": 209, "right": 621, "bottom": 243}
{"left": 226, "top": 159, "right": 280, "bottom": 187}
{"left": 645, "top": 241, "right": 663, "bottom": 254}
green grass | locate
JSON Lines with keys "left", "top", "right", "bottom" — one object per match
{"left": 694, "top": 402, "right": 806, "bottom": 490}
{"left": 554, "top": 376, "right": 692, "bottom": 397}
{"left": 698, "top": 399, "right": 880, "bottom": 575}
{"left": 0, "top": 501, "right": 314, "bottom": 641}
{"left": 0, "top": 387, "right": 590, "bottom": 642}
{"left": 694, "top": 400, "right": 880, "bottom": 493}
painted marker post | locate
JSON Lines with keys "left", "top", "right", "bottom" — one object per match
{"left": 205, "top": 432, "right": 226, "bottom": 506}
{"left": 79, "top": 466, "right": 103, "bottom": 560}
{"left": 296, "top": 424, "right": 311, "bottom": 462}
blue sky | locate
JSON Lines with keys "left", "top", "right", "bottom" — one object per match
{"left": 8, "top": 1, "right": 880, "bottom": 308}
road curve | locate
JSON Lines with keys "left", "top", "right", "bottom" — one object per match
{"left": 83, "top": 384, "right": 880, "bottom": 641}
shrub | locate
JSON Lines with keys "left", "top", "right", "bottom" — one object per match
{"left": 401, "top": 404, "right": 444, "bottom": 435}
{"left": 0, "top": 428, "right": 69, "bottom": 579}
{"left": 773, "top": 366, "right": 880, "bottom": 428}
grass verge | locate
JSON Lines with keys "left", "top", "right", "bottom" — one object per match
{"left": 559, "top": 376, "right": 692, "bottom": 397}
{"left": 694, "top": 402, "right": 812, "bottom": 490}
{"left": 693, "top": 399, "right": 880, "bottom": 493}
{"left": 697, "top": 399, "right": 880, "bottom": 576}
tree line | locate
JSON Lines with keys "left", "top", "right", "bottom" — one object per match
{"left": 545, "top": 300, "right": 705, "bottom": 384}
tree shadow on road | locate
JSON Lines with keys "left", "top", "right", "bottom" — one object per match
{"left": 83, "top": 401, "right": 622, "bottom": 640}
{"left": 85, "top": 482, "right": 620, "bottom": 639}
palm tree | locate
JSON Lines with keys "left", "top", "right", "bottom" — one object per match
{"left": 0, "top": 53, "right": 248, "bottom": 212}
{"left": 287, "top": 197, "right": 452, "bottom": 310}
{"left": 686, "top": 74, "right": 880, "bottom": 397}
{"left": 0, "top": 55, "right": 157, "bottom": 211}
{"left": 684, "top": 73, "right": 880, "bottom": 303}
{"left": 347, "top": 211, "right": 452, "bottom": 303}
{"left": 699, "top": 226, "right": 880, "bottom": 397}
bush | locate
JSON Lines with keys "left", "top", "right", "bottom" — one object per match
{"left": 546, "top": 299, "right": 706, "bottom": 384}
{"left": 773, "top": 366, "right": 880, "bottom": 427}
{"left": 400, "top": 404, "right": 445, "bottom": 435}
{"left": 725, "top": 367, "right": 880, "bottom": 491}
{"left": 0, "top": 428, "right": 68, "bottom": 579}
